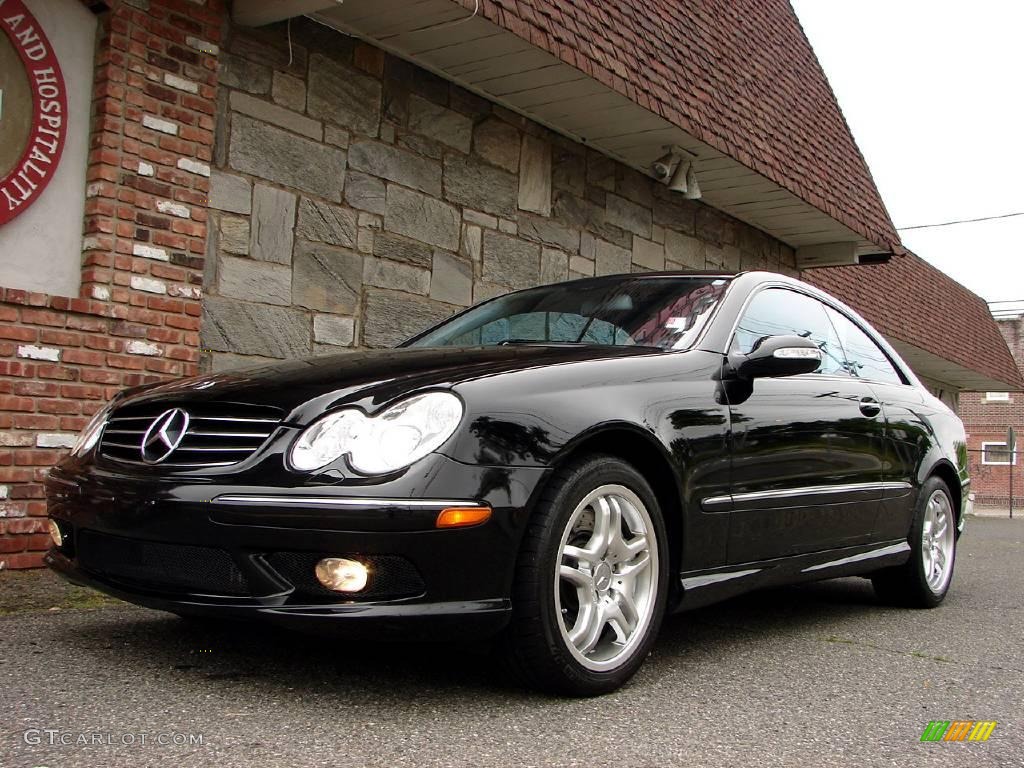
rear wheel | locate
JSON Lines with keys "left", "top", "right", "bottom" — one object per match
{"left": 499, "top": 455, "right": 669, "bottom": 696}
{"left": 871, "top": 476, "right": 957, "bottom": 607}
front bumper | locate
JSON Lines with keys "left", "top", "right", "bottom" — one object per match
{"left": 45, "top": 454, "right": 548, "bottom": 639}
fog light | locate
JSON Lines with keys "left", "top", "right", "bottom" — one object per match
{"left": 315, "top": 558, "right": 369, "bottom": 593}
{"left": 47, "top": 519, "right": 64, "bottom": 548}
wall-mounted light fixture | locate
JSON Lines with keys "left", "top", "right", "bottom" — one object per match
{"left": 651, "top": 146, "right": 701, "bottom": 200}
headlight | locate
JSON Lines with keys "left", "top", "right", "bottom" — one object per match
{"left": 290, "top": 391, "right": 464, "bottom": 474}
{"left": 71, "top": 401, "right": 114, "bottom": 456}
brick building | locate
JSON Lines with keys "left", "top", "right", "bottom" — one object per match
{"left": 0, "top": 0, "right": 1020, "bottom": 567}
{"left": 959, "top": 317, "right": 1024, "bottom": 509}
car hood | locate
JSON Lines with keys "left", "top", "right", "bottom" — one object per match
{"left": 118, "top": 345, "right": 662, "bottom": 422}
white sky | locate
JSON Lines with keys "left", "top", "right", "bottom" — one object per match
{"left": 791, "top": 0, "right": 1024, "bottom": 312}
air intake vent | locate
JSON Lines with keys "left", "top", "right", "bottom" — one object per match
{"left": 99, "top": 401, "right": 283, "bottom": 468}
{"left": 78, "top": 529, "right": 250, "bottom": 596}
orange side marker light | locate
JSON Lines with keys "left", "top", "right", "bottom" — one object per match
{"left": 436, "top": 506, "right": 492, "bottom": 529}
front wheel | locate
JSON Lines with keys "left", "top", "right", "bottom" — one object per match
{"left": 498, "top": 455, "right": 669, "bottom": 696}
{"left": 871, "top": 476, "right": 957, "bottom": 608}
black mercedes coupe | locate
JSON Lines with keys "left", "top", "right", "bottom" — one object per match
{"left": 46, "top": 271, "right": 968, "bottom": 695}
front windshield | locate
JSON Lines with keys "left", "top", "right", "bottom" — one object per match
{"left": 406, "top": 277, "right": 730, "bottom": 350}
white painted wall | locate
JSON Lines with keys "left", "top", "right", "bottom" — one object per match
{"left": 0, "top": 0, "right": 96, "bottom": 297}
{"left": 919, "top": 374, "right": 960, "bottom": 411}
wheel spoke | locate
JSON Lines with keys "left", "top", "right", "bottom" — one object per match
{"left": 618, "top": 551, "right": 651, "bottom": 582}
{"left": 560, "top": 564, "right": 591, "bottom": 591}
{"left": 563, "top": 544, "right": 599, "bottom": 567}
{"left": 612, "top": 587, "right": 639, "bottom": 634}
{"left": 622, "top": 533, "right": 648, "bottom": 559}
{"left": 573, "top": 602, "right": 607, "bottom": 654}
{"left": 592, "top": 496, "right": 611, "bottom": 550}
{"left": 567, "top": 601, "right": 596, "bottom": 645}
{"left": 590, "top": 496, "right": 621, "bottom": 556}
{"left": 604, "top": 496, "right": 627, "bottom": 558}
{"left": 604, "top": 598, "right": 634, "bottom": 644}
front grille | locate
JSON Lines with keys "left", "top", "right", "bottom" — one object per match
{"left": 99, "top": 401, "right": 283, "bottom": 468}
{"left": 77, "top": 529, "right": 250, "bottom": 596}
{"left": 265, "top": 552, "right": 426, "bottom": 601}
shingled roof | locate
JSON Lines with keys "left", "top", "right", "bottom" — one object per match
{"left": 462, "top": 0, "right": 901, "bottom": 254}
{"left": 805, "top": 255, "right": 1024, "bottom": 391}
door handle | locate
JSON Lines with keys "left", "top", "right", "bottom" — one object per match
{"left": 859, "top": 397, "right": 881, "bottom": 417}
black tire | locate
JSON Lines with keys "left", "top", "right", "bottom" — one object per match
{"left": 871, "top": 476, "right": 957, "bottom": 608}
{"left": 498, "top": 454, "right": 670, "bottom": 696}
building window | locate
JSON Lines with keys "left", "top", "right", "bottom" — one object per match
{"left": 981, "top": 442, "right": 1017, "bottom": 465}
{"left": 984, "top": 392, "right": 1011, "bottom": 402}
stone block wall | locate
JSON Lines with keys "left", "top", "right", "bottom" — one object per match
{"left": 202, "top": 19, "right": 798, "bottom": 369}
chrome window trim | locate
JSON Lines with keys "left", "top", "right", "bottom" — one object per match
{"left": 723, "top": 281, "right": 916, "bottom": 388}
{"left": 212, "top": 494, "right": 486, "bottom": 509}
{"left": 702, "top": 481, "right": 913, "bottom": 511}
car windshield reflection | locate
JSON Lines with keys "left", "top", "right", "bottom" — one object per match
{"left": 406, "top": 276, "right": 731, "bottom": 351}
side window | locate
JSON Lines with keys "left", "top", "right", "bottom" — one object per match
{"left": 824, "top": 307, "right": 904, "bottom": 385}
{"left": 732, "top": 289, "right": 846, "bottom": 375}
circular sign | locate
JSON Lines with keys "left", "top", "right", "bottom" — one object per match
{"left": 0, "top": 0, "right": 68, "bottom": 226}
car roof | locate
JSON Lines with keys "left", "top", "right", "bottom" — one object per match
{"left": 549, "top": 270, "right": 814, "bottom": 291}
{"left": 545, "top": 271, "right": 736, "bottom": 289}
{"left": 575, "top": 270, "right": 737, "bottom": 279}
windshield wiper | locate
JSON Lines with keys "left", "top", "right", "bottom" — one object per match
{"left": 496, "top": 339, "right": 585, "bottom": 346}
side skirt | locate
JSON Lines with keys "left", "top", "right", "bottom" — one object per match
{"left": 673, "top": 540, "right": 911, "bottom": 612}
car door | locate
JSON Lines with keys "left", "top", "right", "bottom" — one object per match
{"left": 823, "top": 306, "right": 925, "bottom": 540}
{"left": 723, "top": 288, "right": 887, "bottom": 563}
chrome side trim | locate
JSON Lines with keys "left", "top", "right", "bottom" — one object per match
{"left": 801, "top": 541, "right": 910, "bottom": 573}
{"left": 212, "top": 494, "right": 485, "bottom": 509}
{"left": 702, "top": 481, "right": 913, "bottom": 510}
{"left": 111, "top": 459, "right": 237, "bottom": 468}
{"left": 681, "top": 568, "right": 762, "bottom": 590}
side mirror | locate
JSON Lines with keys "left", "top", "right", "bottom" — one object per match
{"left": 730, "top": 335, "right": 822, "bottom": 380}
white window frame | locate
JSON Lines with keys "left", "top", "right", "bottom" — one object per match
{"left": 981, "top": 441, "right": 1017, "bottom": 465}
{"left": 984, "top": 392, "right": 1011, "bottom": 402}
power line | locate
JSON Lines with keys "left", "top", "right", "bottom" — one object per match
{"left": 897, "top": 211, "right": 1024, "bottom": 231}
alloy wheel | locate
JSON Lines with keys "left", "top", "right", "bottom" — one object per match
{"left": 554, "top": 484, "right": 659, "bottom": 672}
{"left": 921, "top": 488, "right": 955, "bottom": 594}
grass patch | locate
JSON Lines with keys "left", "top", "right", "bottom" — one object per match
{"left": 0, "top": 569, "right": 122, "bottom": 616}
{"left": 822, "top": 633, "right": 953, "bottom": 663}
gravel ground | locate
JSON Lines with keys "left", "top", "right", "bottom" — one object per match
{"left": 1, "top": 516, "right": 1022, "bottom": 768}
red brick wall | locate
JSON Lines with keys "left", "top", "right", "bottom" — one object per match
{"left": 963, "top": 411, "right": 1024, "bottom": 507}
{"left": 0, "top": 0, "right": 225, "bottom": 568}
{"left": 960, "top": 317, "right": 1024, "bottom": 507}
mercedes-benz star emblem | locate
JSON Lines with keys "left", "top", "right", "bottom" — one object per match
{"left": 140, "top": 408, "right": 190, "bottom": 464}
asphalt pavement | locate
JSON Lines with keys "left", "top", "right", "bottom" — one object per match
{"left": 2, "top": 516, "right": 1022, "bottom": 768}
